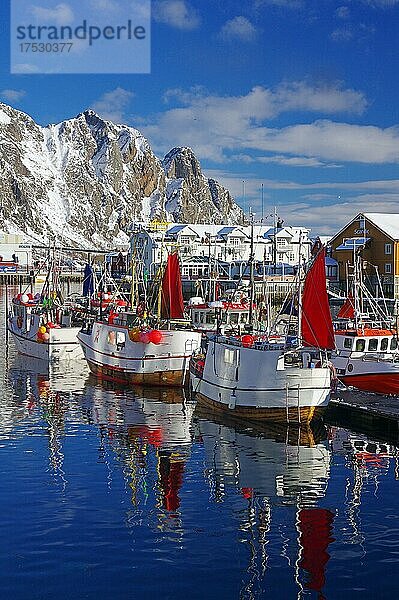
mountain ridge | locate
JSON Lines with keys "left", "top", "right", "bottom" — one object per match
{"left": 0, "top": 103, "right": 244, "bottom": 248}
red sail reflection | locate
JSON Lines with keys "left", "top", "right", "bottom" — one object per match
{"left": 298, "top": 508, "right": 335, "bottom": 597}
{"left": 158, "top": 452, "right": 185, "bottom": 512}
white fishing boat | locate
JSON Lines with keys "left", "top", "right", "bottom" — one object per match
{"left": 7, "top": 291, "right": 84, "bottom": 361}
{"left": 77, "top": 252, "right": 201, "bottom": 387}
{"left": 190, "top": 247, "right": 335, "bottom": 424}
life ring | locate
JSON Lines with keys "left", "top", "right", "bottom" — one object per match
{"left": 17, "top": 316, "right": 23, "bottom": 329}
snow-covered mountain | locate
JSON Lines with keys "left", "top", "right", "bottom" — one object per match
{"left": 0, "top": 103, "right": 244, "bottom": 248}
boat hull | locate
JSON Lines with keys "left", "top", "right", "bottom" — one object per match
{"left": 339, "top": 373, "right": 399, "bottom": 395}
{"left": 8, "top": 324, "right": 84, "bottom": 361}
{"left": 87, "top": 359, "right": 190, "bottom": 387}
{"left": 195, "top": 392, "right": 327, "bottom": 424}
{"left": 190, "top": 339, "right": 331, "bottom": 424}
{"left": 78, "top": 322, "right": 201, "bottom": 388}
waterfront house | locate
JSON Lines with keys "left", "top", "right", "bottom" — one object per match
{"left": 330, "top": 212, "right": 399, "bottom": 298}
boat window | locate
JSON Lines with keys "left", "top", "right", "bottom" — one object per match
{"left": 205, "top": 313, "right": 215, "bottom": 324}
{"left": 355, "top": 339, "right": 365, "bottom": 352}
{"left": 240, "top": 312, "right": 248, "bottom": 323}
{"left": 229, "top": 313, "right": 239, "bottom": 324}
{"left": 221, "top": 313, "right": 228, "bottom": 324}
{"left": 368, "top": 338, "right": 378, "bottom": 351}
{"left": 224, "top": 348, "right": 238, "bottom": 365}
{"left": 116, "top": 331, "right": 126, "bottom": 350}
{"left": 391, "top": 338, "right": 398, "bottom": 350}
{"left": 344, "top": 338, "right": 352, "bottom": 349}
{"left": 381, "top": 338, "right": 389, "bottom": 351}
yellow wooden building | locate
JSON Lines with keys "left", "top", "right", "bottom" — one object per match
{"left": 330, "top": 213, "right": 399, "bottom": 298}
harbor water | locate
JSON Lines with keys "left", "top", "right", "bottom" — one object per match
{"left": 1, "top": 287, "right": 399, "bottom": 599}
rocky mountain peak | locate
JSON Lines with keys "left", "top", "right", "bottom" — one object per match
{"left": 0, "top": 103, "right": 245, "bottom": 247}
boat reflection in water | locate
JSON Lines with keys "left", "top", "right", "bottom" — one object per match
{"left": 6, "top": 355, "right": 90, "bottom": 488}
{"left": 195, "top": 407, "right": 334, "bottom": 599}
{"left": 78, "top": 382, "right": 196, "bottom": 523}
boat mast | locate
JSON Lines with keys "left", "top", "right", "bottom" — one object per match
{"left": 297, "top": 231, "right": 303, "bottom": 346}
{"left": 248, "top": 210, "right": 255, "bottom": 331}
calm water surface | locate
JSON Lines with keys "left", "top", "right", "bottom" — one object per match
{"left": 1, "top": 288, "right": 399, "bottom": 599}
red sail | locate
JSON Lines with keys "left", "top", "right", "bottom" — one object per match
{"left": 337, "top": 292, "right": 355, "bottom": 319}
{"left": 301, "top": 248, "right": 335, "bottom": 349}
{"left": 161, "top": 252, "right": 185, "bottom": 319}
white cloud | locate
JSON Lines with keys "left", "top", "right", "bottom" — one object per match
{"left": 245, "top": 121, "right": 399, "bottom": 163}
{"left": 204, "top": 169, "right": 399, "bottom": 234}
{"left": 363, "top": 0, "right": 399, "bottom": 6}
{"left": 90, "top": 0, "right": 120, "bottom": 11}
{"left": 91, "top": 87, "right": 134, "bottom": 122}
{"left": 219, "top": 16, "right": 258, "bottom": 42}
{"left": 143, "top": 82, "right": 369, "bottom": 162}
{"left": 153, "top": 0, "right": 200, "bottom": 30}
{"left": 0, "top": 89, "right": 26, "bottom": 103}
{"left": 254, "top": 0, "right": 303, "bottom": 8}
{"left": 30, "top": 3, "right": 74, "bottom": 25}
{"left": 335, "top": 5, "right": 350, "bottom": 19}
{"left": 12, "top": 63, "right": 41, "bottom": 74}
{"left": 331, "top": 27, "right": 353, "bottom": 41}
{"left": 257, "top": 155, "right": 339, "bottom": 167}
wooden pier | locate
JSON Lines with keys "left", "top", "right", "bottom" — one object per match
{"left": 0, "top": 269, "right": 84, "bottom": 285}
{"left": 326, "top": 391, "right": 399, "bottom": 444}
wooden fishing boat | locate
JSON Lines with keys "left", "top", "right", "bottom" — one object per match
{"left": 77, "top": 252, "right": 201, "bottom": 387}
{"left": 190, "top": 247, "right": 335, "bottom": 424}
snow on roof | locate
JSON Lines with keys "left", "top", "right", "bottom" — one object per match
{"left": 363, "top": 213, "right": 399, "bottom": 240}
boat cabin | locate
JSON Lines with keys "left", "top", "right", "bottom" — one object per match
{"left": 188, "top": 298, "right": 253, "bottom": 334}
{"left": 335, "top": 329, "right": 398, "bottom": 355}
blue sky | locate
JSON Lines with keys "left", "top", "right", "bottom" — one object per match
{"left": 1, "top": 0, "right": 399, "bottom": 234}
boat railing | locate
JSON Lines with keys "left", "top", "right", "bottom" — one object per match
{"left": 362, "top": 352, "right": 399, "bottom": 363}
{"left": 334, "top": 318, "right": 395, "bottom": 331}
{"left": 215, "top": 334, "right": 288, "bottom": 352}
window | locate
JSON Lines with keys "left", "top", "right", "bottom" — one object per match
{"left": 355, "top": 339, "right": 365, "bottom": 352}
{"left": 368, "top": 338, "right": 378, "bottom": 351}
{"left": 381, "top": 338, "right": 389, "bottom": 351}
{"left": 277, "top": 238, "right": 286, "bottom": 247}
{"left": 224, "top": 348, "right": 239, "bottom": 365}
{"left": 116, "top": 331, "right": 126, "bottom": 350}
{"left": 385, "top": 243, "right": 392, "bottom": 255}
{"left": 344, "top": 338, "right": 353, "bottom": 349}
{"left": 230, "top": 237, "right": 240, "bottom": 246}
{"left": 385, "top": 263, "right": 392, "bottom": 274}
{"left": 390, "top": 338, "right": 398, "bottom": 350}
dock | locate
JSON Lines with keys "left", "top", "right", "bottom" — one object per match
{"left": 326, "top": 390, "right": 399, "bottom": 444}
{"left": 0, "top": 267, "right": 84, "bottom": 285}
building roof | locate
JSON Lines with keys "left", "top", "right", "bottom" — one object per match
{"left": 363, "top": 213, "right": 399, "bottom": 240}
{"left": 336, "top": 237, "right": 370, "bottom": 251}
{"left": 167, "top": 224, "right": 186, "bottom": 235}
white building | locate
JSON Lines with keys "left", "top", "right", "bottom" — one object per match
{"left": 0, "top": 233, "right": 32, "bottom": 268}
{"left": 130, "top": 222, "right": 311, "bottom": 279}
